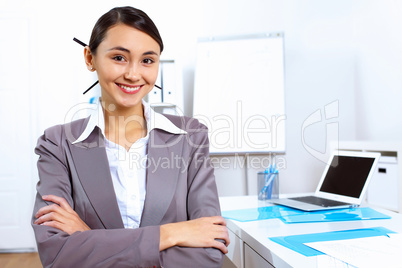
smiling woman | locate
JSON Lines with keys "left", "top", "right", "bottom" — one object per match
{"left": 31, "top": 6, "right": 229, "bottom": 268}
{"left": 85, "top": 24, "right": 162, "bottom": 147}
{"left": 86, "top": 25, "right": 160, "bottom": 116}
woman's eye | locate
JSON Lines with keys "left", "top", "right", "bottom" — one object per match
{"left": 112, "top": 55, "right": 125, "bottom": 62}
{"left": 142, "top": 58, "right": 154, "bottom": 64}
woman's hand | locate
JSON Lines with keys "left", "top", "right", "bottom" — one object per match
{"left": 160, "top": 216, "right": 230, "bottom": 253}
{"left": 34, "top": 195, "right": 90, "bottom": 235}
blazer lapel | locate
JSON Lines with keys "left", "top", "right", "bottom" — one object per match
{"left": 140, "top": 129, "right": 185, "bottom": 227}
{"left": 67, "top": 127, "right": 124, "bottom": 229}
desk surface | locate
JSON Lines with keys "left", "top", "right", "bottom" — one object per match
{"left": 220, "top": 195, "right": 402, "bottom": 268}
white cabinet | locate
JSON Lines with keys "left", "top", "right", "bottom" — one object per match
{"left": 244, "top": 244, "right": 274, "bottom": 268}
{"left": 147, "top": 60, "right": 184, "bottom": 116}
{"left": 225, "top": 228, "right": 244, "bottom": 268}
{"left": 224, "top": 228, "right": 274, "bottom": 268}
{"left": 367, "top": 157, "right": 398, "bottom": 211}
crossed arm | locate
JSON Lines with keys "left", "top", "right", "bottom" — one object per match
{"left": 34, "top": 195, "right": 230, "bottom": 253}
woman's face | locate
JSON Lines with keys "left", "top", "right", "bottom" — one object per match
{"left": 89, "top": 24, "right": 160, "bottom": 110}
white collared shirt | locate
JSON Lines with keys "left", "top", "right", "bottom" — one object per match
{"left": 73, "top": 99, "right": 186, "bottom": 228}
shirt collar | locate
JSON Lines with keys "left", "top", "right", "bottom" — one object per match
{"left": 72, "top": 99, "right": 186, "bottom": 144}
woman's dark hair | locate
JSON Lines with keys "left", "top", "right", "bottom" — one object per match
{"left": 89, "top": 6, "right": 163, "bottom": 54}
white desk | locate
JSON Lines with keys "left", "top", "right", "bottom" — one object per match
{"left": 220, "top": 195, "right": 402, "bottom": 268}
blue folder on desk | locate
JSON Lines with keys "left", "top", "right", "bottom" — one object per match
{"left": 280, "top": 207, "right": 391, "bottom": 223}
{"left": 269, "top": 227, "right": 396, "bottom": 256}
{"left": 222, "top": 206, "right": 391, "bottom": 223}
{"left": 222, "top": 206, "right": 300, "bottom": 222}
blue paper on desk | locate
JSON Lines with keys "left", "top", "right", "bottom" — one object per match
{"left": 222, "top": 206, "right": 301, "bottom": 222}
{"left": 269, "top": 227, "right": 396, "bottom": 257}
{"left": 222, "top": 206, "right": 390, "bottom": 223}
{"left": 279, "top": 207, "right": 391, "bottom": 224}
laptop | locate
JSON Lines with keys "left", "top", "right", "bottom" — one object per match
{"left": 270, "top": 150, "right": 381, "bottom": 211}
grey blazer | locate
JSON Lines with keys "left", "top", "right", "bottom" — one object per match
{"left": 31, "top": 114, "right": 224, "bottom": 268}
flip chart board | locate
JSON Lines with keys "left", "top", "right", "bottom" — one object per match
{"left": 193, "top": 33, "right": 286, "bottom": 154}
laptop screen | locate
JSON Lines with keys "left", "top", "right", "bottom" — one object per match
{"left": 319, "top": 155, "right": 376, "bottom": 198}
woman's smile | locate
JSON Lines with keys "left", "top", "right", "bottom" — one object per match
{"left": 116, "top": 83, "right": 143, "bottom": 94}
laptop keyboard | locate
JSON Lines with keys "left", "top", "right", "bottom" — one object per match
{"left": 289, "top": 196, "right": 351, "bottom": 207}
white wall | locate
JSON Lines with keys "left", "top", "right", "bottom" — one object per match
{"left": 353, "top": 1, "right": 402, "bottom": 140}
{"left": 197, "top": 0, "right": 402, "bottom": 195}
{"left": 201, "top": 0, "right": 359, "bottom": 195}
{"left": 199, "top": 0, "right": 402, "bottom": 195}
{"left": 2, "top": 0, "right": 402, "bottom": 197}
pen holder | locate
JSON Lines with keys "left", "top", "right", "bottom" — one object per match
{"left": 257, "top": 171, "right": 279, "bottom": 200}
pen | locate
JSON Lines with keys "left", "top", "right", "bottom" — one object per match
{"left": 82, "top": 81, "right": 99, "bottom": 95}
{"left": 258, "top": 165, "right": 278, "bottom": 200}
{"left": 259, "top": 173, "right": 277, "bottom": 199}
{"left": 73, "top": 37, "right": 87, "bottom": 47}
